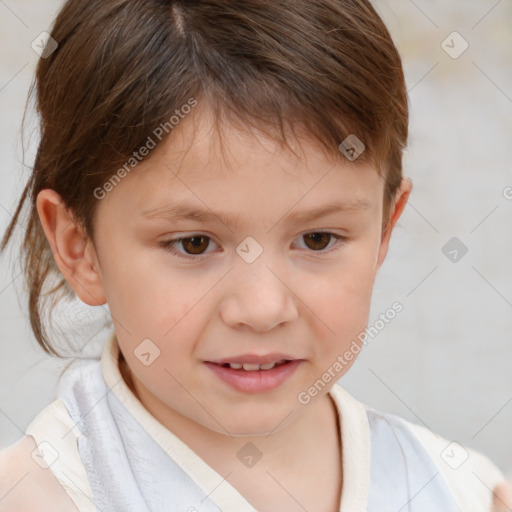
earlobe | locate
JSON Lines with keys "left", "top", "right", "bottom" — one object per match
{"left": 375, "top": 177, "right": 413, "bottom": 271}
{"left": 36, "top": 189, "right": 106, "bottom": 306}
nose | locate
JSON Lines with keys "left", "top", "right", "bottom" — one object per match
{"left": 219, "top": 258, "right": 299, "bottom": 332}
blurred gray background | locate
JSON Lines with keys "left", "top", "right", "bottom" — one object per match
{"left": 1, "top": 0, "right": 511, "bottom": 477}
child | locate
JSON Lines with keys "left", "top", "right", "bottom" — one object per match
{"left": 0, "top": 1, "right": 510, "bottom": 511}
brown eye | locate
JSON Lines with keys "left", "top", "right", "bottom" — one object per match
{"left": 160, "top": 235, "right": 215, "bottom": 259}
{"left": 180, "top": 236, "right": 210, "bottom": 255}
{"left": 302, "top": 232, "right": 332, "bottom": 251}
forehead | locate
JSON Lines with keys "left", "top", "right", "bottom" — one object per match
{"left": 146, "top": 104, "right": 347, "bottom": 177}
{"left": 101, "top": 105, "right": 384, "bottom": 223}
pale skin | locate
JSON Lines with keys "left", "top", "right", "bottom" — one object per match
{"left": 1, "top": 107, "right": 510, "bottom": 511}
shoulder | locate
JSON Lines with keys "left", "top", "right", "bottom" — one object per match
{"left": 1, "top": 399, "right": 95, "bottom": 512}
{"left": 370, "top": 408, "right": 507, "bottom": 512}
{"left": 0, "top": 435, "right": 80, "bottom": 512}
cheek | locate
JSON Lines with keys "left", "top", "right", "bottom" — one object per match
{"left": 101, "top": 247, "right": 207, "bottom": 336}
{"left": 305, "top": 246, "right": 378, "bottom": 351}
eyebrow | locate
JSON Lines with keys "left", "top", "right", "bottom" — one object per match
{"left": 139, "top": 198, "right": 371, "bottom": 228}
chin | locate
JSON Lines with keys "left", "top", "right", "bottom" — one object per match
{"left": 224, "top": 425, "right": 278, "bottom": 437}
{"left": 209, "top": 411, "right": 296, "bottom": 438}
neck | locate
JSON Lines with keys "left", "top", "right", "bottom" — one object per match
{"left": 120, "top": 354, "right": 341, "bottom": 473}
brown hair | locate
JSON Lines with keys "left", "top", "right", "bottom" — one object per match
{"left": 1, "top": 0, "right": 408, "bottom": 356}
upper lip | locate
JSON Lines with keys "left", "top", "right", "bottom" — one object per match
{"left": 207, "top": 353, "right": 299, "bottom": 365}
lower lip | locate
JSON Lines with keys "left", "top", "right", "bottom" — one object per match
{"left": 203, "top": 360, "right": 303, "bottom": 393}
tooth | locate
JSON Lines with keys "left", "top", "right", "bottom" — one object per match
{"left": 229, "top": 363, "right": 243, "bottom": 369}
{"left": 259, "top": 362, "right": 276, "bottom": 370}
{"left": 242, "top": 363, "right": 261, "bottom": 371}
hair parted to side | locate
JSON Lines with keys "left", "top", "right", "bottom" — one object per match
{"left": 1, "top": 0, "right": 408, "bottom": 356}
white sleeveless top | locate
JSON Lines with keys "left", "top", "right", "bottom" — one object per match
{"left": 25, "top": 330, "right": 504, "bottom": 511}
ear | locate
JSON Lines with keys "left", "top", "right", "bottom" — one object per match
{"left": 36, "top": 188, "right": 106, "bottom": 306}
{"left": 375, "top": 177, "right": 413, "bottom": 271}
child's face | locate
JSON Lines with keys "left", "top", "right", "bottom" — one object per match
{"left": 86, "top": 108, "right": 407, "bottom": 436}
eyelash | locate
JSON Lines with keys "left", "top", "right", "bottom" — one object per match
{"left": 159, "top": 232, "right": 348, "bottom": 260}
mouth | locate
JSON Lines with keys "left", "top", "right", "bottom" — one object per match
{"left": 213, "top": 359, "right": 291, "bottom": 371}
{"left": 203, "top": 359, "right": 303, "bottom": 393}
